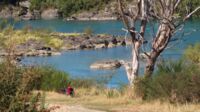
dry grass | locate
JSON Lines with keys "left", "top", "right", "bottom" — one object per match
{"left": 40, "top": 87, "right": 200, "bottom": 112}
{"left": 111, "top": 102, "right": 200, "bottom": 112}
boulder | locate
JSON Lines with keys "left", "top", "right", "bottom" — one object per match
{"left": 19, "top": 1, "right": 31, "bottom": 8}
{"left": 104, "top": 40, "right": 109, "bottom": 48}
{"left": 111, "top": 37, "right": 118, "bottom": 45}
{"left": 41, "top": 9, "right": 59, "bottom": 19}
{"left": 94, "top": 44, "right": 106, "bottom": 49}
{"left": 36, "top": 46, "right": 52, "bottom": 51}
{"left": 90, "top": 60, "right": 121, "bottom": 70}
{"left": 108, "top": 43, "right": 115, "bottom": 48}
{"left": 79, "top": 44, "right": 87, "bottom": 49}
{"left": 51, "top": 52, "right": 61, "bottom": 56}
{"left": 32, "top": 10, "right": 41, "bottom": 19}
{"left": 0, "top": 7, "right": 12, "bottom": 18}
{"left": 21, "top": 10, "right": 34, "bottom": 20}
{"left": 121, "top": 40, "right": 126, "bottom": 46}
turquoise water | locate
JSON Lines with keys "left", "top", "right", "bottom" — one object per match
{"left": 10, "top": 19, "right": 124, "bottom": 35}
{"left": 7, "top": 19, "right": 200, "bottom": 87}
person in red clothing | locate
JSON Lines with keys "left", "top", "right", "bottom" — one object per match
{"left": 66, "top": 84, "right": 74, "bottom": 97}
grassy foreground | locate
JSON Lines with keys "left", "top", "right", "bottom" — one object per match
{"left": 42, "top": 88, "right": 200, "bottom": 112}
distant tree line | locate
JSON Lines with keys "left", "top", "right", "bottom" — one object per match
{"left": 0, "top": 0, "right": 199, "bottom": 17}
{"left": 29, "top": 0, "right": 112, "bottom": 17}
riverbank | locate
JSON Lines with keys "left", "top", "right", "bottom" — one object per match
{"left": 1, "top": 0, "right": 200, "bottom": 21}
{"left": 0, "top": 28, "right": 130, "bottom": 57}
{"left": 0, "top": 1, "right": 119, "bottom": 21}
{"left": 1, "top": 49, "right": 200, "bottom": 112}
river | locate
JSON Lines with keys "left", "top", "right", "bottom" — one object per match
{"left": 6, "top": 19, "right": 200, "bottom": 87}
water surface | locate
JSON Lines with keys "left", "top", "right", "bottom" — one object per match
{"left": 9, "top": 19, "right": 200, "bottom": 87}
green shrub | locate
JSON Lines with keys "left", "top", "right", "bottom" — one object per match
{"left": 32, "top": 66, "right": 70, "bottom": 91}
{"left": 105, "top": 89, "right": 120, "bottom": 98}
{"left": 29, "top": 0, "right": 112, "bottom": 17}
{"left": 47, "top": 38, "right": 64, "bottom": 50}
{"left": 0, "top": 62, "right": 45, "bottom": 111}
{"left": 135, "top": 60, "right": 200, "bottom": 103}
{"left": 184, "top": 43, "right": 200, "bottom": 63}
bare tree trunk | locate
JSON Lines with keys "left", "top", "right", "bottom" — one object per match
{"left": 145, "top": 21, "right": 172, "bottom": 77}
{"left": 121, "top": 27, "right": 141, "bottom": 85}
{"left": 118, "top": 0, "right": 148, "bottom": 84}
{"left": 145, "top": 51, "right": 159, "bottom": 77}
{"left": 123, "top": 42, "right": 140, "bottom": 85}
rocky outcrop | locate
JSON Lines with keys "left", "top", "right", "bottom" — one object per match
{"left": 90, "top": 60, "right": 121, "bottom": 70}
{"left": 60, "top": 34, "right": 129, "bottom": 51}
{"left": 0, "top": 1, "right": 38, "bottom": 20}
{"left": 0, "top": 49, "right": 61, "bottom": 57}
{"left": 65, "top": 10, "right": 119, "bottom": 21}
{"left": 0, "top": 33, "right": 131, "bottom": 59}
{"left": 0, "top": 6, "right": 15, "bottom": 18}
{"left": 25, "top": 50, "right": 61, "bottom": 57}
{"left": 41, "top": 9, "right": 59, "bottom": 19}
{"left": 21, "top": 10, "right": 34, "bottom": 20}
{"left": 0, "top": 0, "right": 119, "bottom": 21}
{"left": 65, "top": 1, "right": 119, "bottom": 21}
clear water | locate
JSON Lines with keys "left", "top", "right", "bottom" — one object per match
{"left": 5, "top": 19, "right": 200, "bottom": 87}
{"left": 9, "top": 19, "right": 125, "bottom": 35}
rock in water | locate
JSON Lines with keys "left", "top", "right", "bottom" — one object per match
{"left": 90, "top": 60, "right": 121, "bottom": 70}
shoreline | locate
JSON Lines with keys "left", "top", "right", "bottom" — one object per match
{"left": 0, "top": 1, "right": 119, "bottom": 21}
{"left": 0, "top": 30, "right": 131, "bottom": 58}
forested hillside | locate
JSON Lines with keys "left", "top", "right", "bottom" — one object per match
{"left": 0, "top": 0, "right": 199, "bottom": 18}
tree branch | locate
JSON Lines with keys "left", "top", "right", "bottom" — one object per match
{"left": 174, "top": 0, "right": 181, "bottom": 10}
{"left": 158, "top": 0, "right": 165, "bottom": 14}
{"left": 118, "top": 0, "right": 130, "bottom": 30}
{"left": 184, "top": 6, "right": 200, "bottom": 21}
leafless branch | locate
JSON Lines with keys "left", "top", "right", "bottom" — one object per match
{"left": 118, "top": 0, "right": 130, "bottom": 30}
{"left": 174, "top": 0, "right": 181, "bottom": 10}
{"left": 184, "top": 6, "right": 200, "bottom": 21}
{"left": 158, "top": 0, "right": 165, "bottom": 14}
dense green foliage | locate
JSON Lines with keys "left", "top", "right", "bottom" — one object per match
{"left": 177, "top": 0, "right": 200, "bottom": 17}
{"left": 33, "top": 66, "right": 70, "bottom": 91}
{"left": 184, "top": 43, "right": 200, "bottom": 63}
{"left": 30, "top": 0, "right": 111, "bottom": 17}
{"left": 0, "top": 62, "right": 45, "bottom": 111}
{"left": 0, "top": 59, "right": 96, "bottom": 111}
{"left": 0, "top": 25, "right": 64, "bottom": 50}
{"left": 135, "top": 60, "right": 200, "bottom": 103}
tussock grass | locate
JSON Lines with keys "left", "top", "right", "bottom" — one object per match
{"left": 135, "top": 60, "right": 200, "bottom": 103}
{"left": 44, "top": 87, "right": 200, "bottom": 112}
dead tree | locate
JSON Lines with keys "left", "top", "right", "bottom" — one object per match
{"left": 118, "top": 0, "right": 150, "bottom": 85}
{"left": 144, "top": 0, "right": 200, "bottom": 77}
{"left": 118, "top": 0, "right": 200, "bottom": 84}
